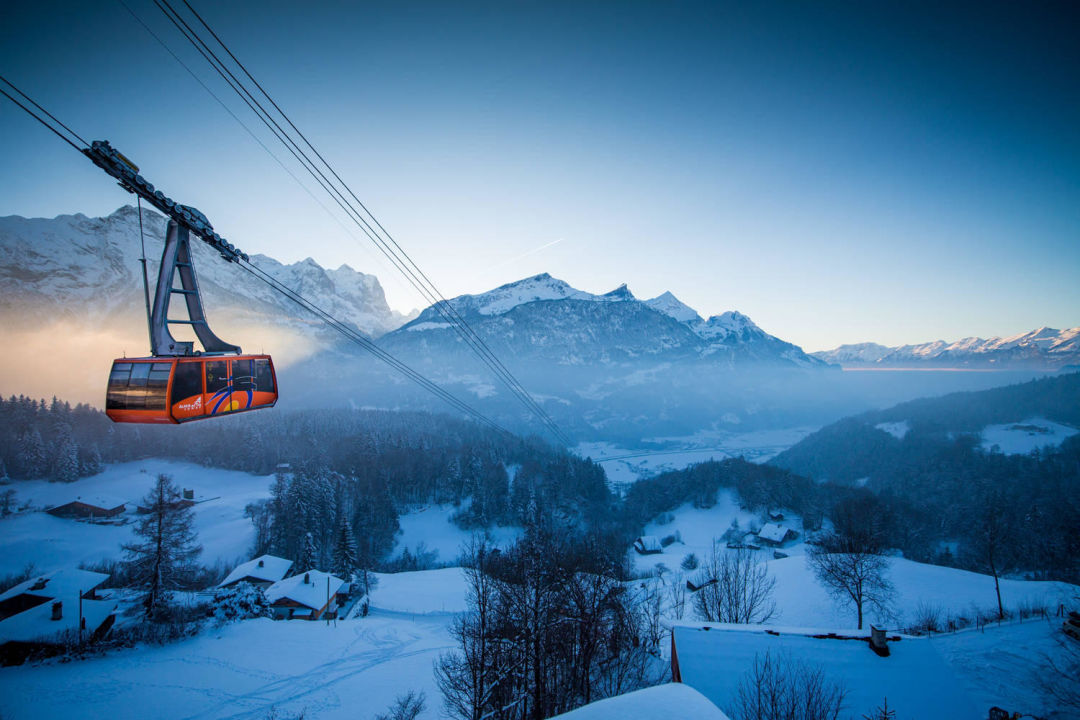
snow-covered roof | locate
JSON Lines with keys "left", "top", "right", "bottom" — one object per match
{"left": 218, "top": 555, "right": 293, "bottom": 587}
{"left": 549, "top": 684, "right": 729, "bottom": 720}
{"left": 48, "top": 495, "right": 126, "bottom": 511}
{"left": 756, "top": 523, "right": 791, "bottom": 543}
{"left": 0, "top": 568, "right": 109, "bottom": 603}
{"left": 672, "top": 623, "right": 979, "bottom": 720}
{"left": 635, "top": 536, "right": 663, "bottom": 552}
{"left": 0, "top": 597, "right": 116, "bottom": 644}
{"left": 265, "top": 570, "right": 344, "bottom": 611}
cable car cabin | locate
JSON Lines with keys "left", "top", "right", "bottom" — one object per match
{"left": 106, "top": 355, "right": 277, "bottom": 424}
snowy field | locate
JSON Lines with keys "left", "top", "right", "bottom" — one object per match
{"left": 0, "top": 461, "right": 518, "bottom": 579}
{"left": 391, "top": 505, "right": 521, "bottom": 566}
{"left": 576, "top": 426, "right": 815, "bottom": 487}
{"left": 0, "top": 460, "right": 274, "bottom": 576}
{"left": 980, "top": 416, "right": 1078, "bottom": 455}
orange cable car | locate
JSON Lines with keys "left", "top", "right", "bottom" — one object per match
{"left": 88, "top": 139, "right": 279, "bottom": 425}
{"left": 106, "top": 355, "right": 277, "bottom": 424}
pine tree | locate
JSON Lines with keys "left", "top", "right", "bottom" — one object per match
{"left": 17, "top": 429, "right": 46, "bottom": 478}
{"left": 123, "top": 474, "right": 202, "bottom": 619}
{"left": 298, "top": 531, "right": 317, "bottom": 572}
{"left": 51, "top": 425, "right": 79, "bottom": 483}
{"left": 332, "top": 516, "right": 359, "bottom": 580}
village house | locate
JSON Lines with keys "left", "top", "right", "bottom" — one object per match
{"left": 46, "top": 496, "right": 125, "bottom": 521}
{"left": 0, "top": 568, "right": 116, "bottom": 665}
{"left": 755, "top": 523, "right": 796, "bottom": 547}
{"left": 218, "top": 555, "right": 293, "bottom": 590}
{"left": 549, "top": 683, "right": 729, "bottom": 720}
{"left": 669, "top": 623, "right": 979, "bottom": 719}
{"left": 265, "top": 570, "right": 345, "bottom": 621}
{"left": 633, "top": 536, "right": 663, "bottom": 555}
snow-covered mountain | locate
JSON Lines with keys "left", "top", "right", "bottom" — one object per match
{"left": 392, "top": 273, "right": 826, "bottom": 369}
{"left": 813, "top": 327, "right": 1080, "bottom": 370}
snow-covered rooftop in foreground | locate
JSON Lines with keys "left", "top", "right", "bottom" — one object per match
{"left": 0, "top": 568, "right": 108, "bottom": 604}
{"left": 0, "top": 596, "right": 116, "bottom": 644}
{"left": 980, "top": 416, "right": 1078, "bottom": 455}
{"left": 265, "top": 571, "right": 344, "bottom": 611}
{"left": 218, "top": 554, "right": 292, "bottom": 587}
{"left": 550, "top": 683, "right": 729, "bottom": 720}
{"left": 672, "top": 623, "right": 980, "bottom": 720}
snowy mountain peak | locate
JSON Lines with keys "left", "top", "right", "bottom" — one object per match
{"left": 601, "top": 283, "right": 635, "bottom": 301}
{"left": 645, "top": 291, "right": 703, "bottom": 324}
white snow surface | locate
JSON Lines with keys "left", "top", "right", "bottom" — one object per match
{"left": 673, "top": 623, "right": 978, "bottom": 720}
{"left": 391, "top": 504, "right": 521, "bottom": 565}
{"left": 980, "top": 417, "right": 1078, "bottom": 455}
{"left": 551, "top": 683, "right": 729, "bottom": 720}
{"left": 0, "top": 460, "right": 275, "bottom": 576}
{"left": 874, "top": 421, "right": 910, "bottom": 440}
{"left": 370, "top": 568, "right": 470, "bottom": 614}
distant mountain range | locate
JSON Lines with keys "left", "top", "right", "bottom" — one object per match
{"left": 813, "top": 327, "right": 1080, "bottom": 370}
{"left": 385, "top": 273, "right": 825, "bottom": 369}
{"left": 0, "top": 206, "right": 1064, "bottom": 440}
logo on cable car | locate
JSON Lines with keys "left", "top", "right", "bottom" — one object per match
{"left": 178, "top": 396, "right": 203, "bottom": 412}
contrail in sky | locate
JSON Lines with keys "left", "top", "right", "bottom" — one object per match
{"left": 485, "top": 238, "right": 565, "bottom": 272}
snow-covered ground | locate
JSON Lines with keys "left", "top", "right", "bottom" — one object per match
{"left": 874, "top": 420, "right": 910, "bottom": 439}
{"left": 980, "top": 416, "right": 1078, "bottom": 455}
{"left": 631, "top": 490, "right": 764, "bottom": 575}
{"left": 576, "top": 427, "right": 815, "bottom": 487}
{"left": 0, "top": 460, "right": 275, "bottom": 576}
{"left": 370, "top": 568, "right": 470, "bottom": 614}
{"left": 0, "top": 462, "right": 520, "bottom": 579}
{"left": 390, "top": 505, "right": 520, "bottom": 566}
{"left": 0, "top": 610, "right": 455, "bottom": 720}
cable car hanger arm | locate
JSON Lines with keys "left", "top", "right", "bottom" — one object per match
{"left": 83, "top": 139, "right": 246, "bottom": 264}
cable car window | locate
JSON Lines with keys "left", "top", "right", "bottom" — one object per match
{"left": 144, "top": 362, "right": 171, "bottom": 410}
{"left": 172, "top": 362, "right": 202, "bottom": 402}
{"left": 205, "top": 361, "right": 229, "bottom": 394}
{"left": 254, "top": 359, "right": 275, "bottom": 393}
{"left": 231, "top": 358, "right": 256, "bottom": 392}
{"left": 106, "top": 363, "right": 132, "bottom": 409}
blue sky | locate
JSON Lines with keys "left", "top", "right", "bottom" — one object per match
{"left": 1, "top": 1, "right": 1077, "bottom": 351}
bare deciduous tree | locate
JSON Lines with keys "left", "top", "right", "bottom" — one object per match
{"left": 735, "top": 651, "right": 846, "bottom": 720}
{"left": 807, "top": 533, "right": 894, "bottom": 630}
{"left": 1037, "top": 632, "right": 1080, "bottom": 715}
{"left": 373, "top": 690, "right": 426, "bottom": 720}
{"left": 694, "top": 544, "right": 777, "bottom": 624}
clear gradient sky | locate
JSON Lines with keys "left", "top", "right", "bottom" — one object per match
{"left": 1, "top": 1, "right": 1077, "bottom": 351}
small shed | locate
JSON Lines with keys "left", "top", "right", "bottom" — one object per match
{"left": 756, "top": 523, "right": 796, "bottom": 547}
{"left": 634, "top": 536, "right": 663, "bottom": 555}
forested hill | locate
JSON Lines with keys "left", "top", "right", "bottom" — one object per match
{"left": 764, "top": 372, "right": 1080, "bottom": 581}
{"left": 771, "top": 371, "right": 1080, "bottom": 484}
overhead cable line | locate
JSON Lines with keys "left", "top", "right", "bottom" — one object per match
{"left": 156, "top": 0, "right": 570, "bottom": 445}
{"left": 0, "top": 75, "right": 87, "bottom": 152}
{"left": 0, "top": 79, "right": 512, "bottom": 436}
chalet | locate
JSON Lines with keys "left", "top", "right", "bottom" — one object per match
{"left": 0, "top": 568, "right": 108, "bottom": 621}
{"left": 755, "top": 523, "right": 795, "bottom": 547}
{"left": 634, "top": 536, "right": 663, "bottom": 555}
{"left": 265, "top": 570, "right": 345, "bottom": 620}
{"left": 0, "top": 569, "right": 116, "bottom": 665}
{"left": 669, "top": 623, "right": 978, "bottom": 720}
{"left": 218, "top": 555, "right": 293, "bottom": 590}
{"left": 46, "top": 496, "right": 125, "bottom": 520}
{"left": 767, "top": 511, "right": 784, "bottom": 522}
{"left": 548, "top": 683, "right": 729, "bottom": 719}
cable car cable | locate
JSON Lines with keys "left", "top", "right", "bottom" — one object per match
{"left": 0, "top": 80, "right": 514, "bottom": 437}
{"left": 158, "top": 1, "right": 570, "bottom": 444}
